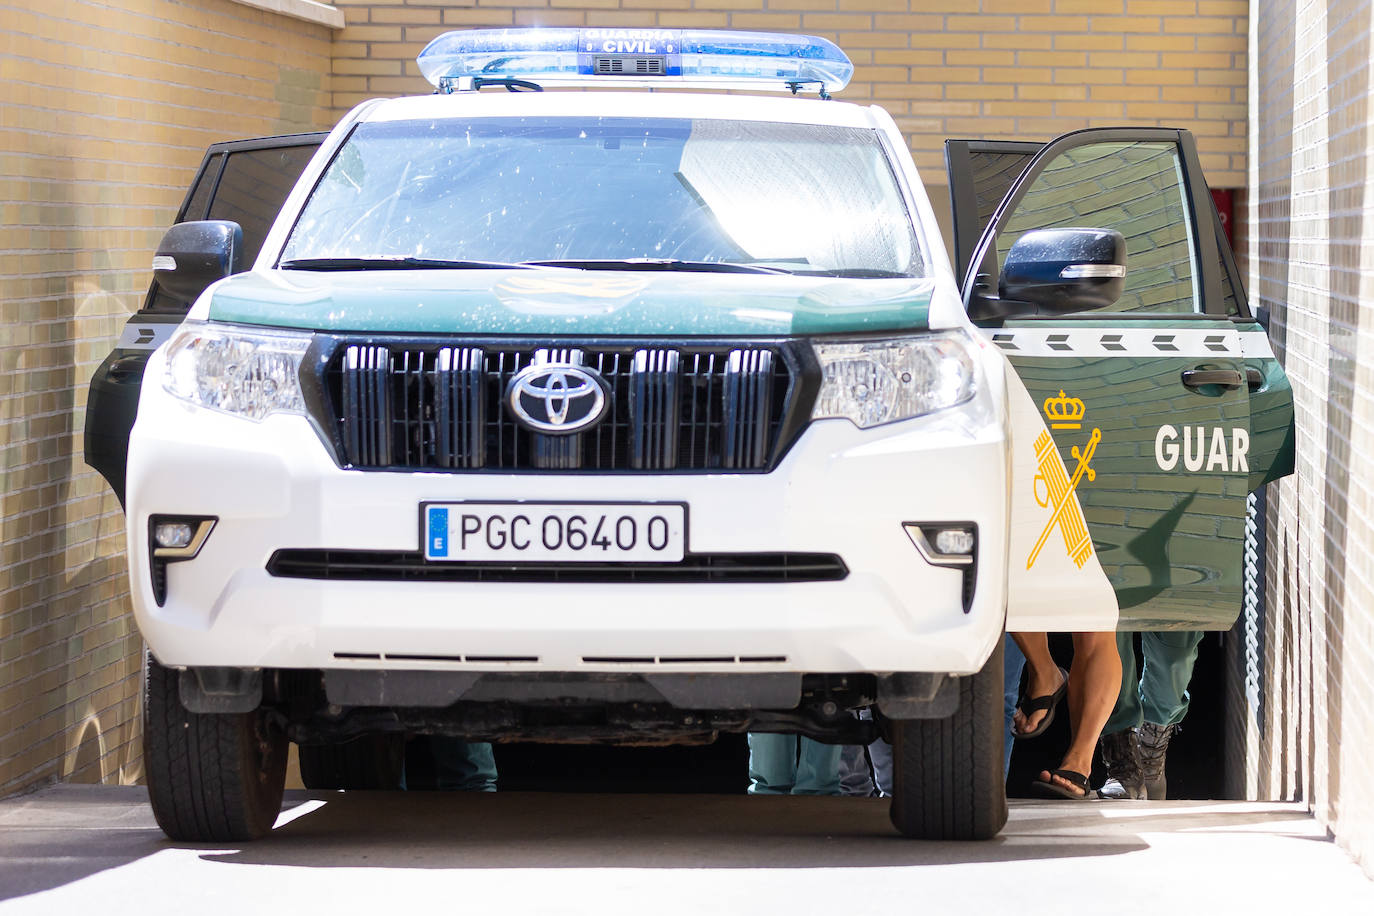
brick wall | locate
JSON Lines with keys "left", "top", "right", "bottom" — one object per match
{"left": 0, "top": 0, "right": 335, "bottom": 797}
{"left": 329, "top": 0, "right": 1248, "bottom": 189}
{"left": 1234, "top": 0, "right": 1374, "bottom": 880}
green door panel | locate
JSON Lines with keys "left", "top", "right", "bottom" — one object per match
{"left": 999, "top": 318, "right": 1250, "bottom": 630}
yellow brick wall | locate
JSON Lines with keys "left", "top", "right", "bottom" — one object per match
{"left": 328, "top": 0, "right": 1248, "bottom": 188}
{"left": 0, "top": 0, "right": 335, "bottom": 797}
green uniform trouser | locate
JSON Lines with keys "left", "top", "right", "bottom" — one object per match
{"left": 406, "top": 737, "right": 498, "bottom": 792}
{"left": 747, "top": 733, "right": 842, "bottom": 796}
{"left": 1103, "top": 630, "right": 1204, "bottom": 735}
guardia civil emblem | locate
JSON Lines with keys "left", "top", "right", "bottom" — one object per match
{"left": 1028, "top": 390, "right": 1101, "bottom": 570}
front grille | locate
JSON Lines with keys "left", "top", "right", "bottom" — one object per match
{"left": 317, "top": 340, "right": 804, "bottom": 473}
{"left": 267, "top": 549, "right": 848, "bottom": 584}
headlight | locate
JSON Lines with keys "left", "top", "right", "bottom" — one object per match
{"left": 163, "top": 321, "right": 311, "bottom": 421}
{"left": 811, "top": 333, "right": 978, "bottom": 428}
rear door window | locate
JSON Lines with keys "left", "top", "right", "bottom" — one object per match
{"left": 145, "top": 140, "right": 321, "bottom": 313}
{"left": 180, "top": 152, "right": 223, "bottom": 222}
{"left": 208, "top": 144, "right": 319, "bottom": 266}
{"left": 944, "top": 140, "right": 1039, "bottom": 279}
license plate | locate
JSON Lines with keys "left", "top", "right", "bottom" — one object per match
{"left": 423, "top": 502, "right": 686, "bottom": 563}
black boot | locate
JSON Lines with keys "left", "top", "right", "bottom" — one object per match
{"left": 1137, "top": 722, "right": 1177, "bottom": 800}
{"left": 1098, "top": 729, "right": 1144, "bottom": 800}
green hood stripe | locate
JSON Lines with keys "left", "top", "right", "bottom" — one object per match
{"left": 208, "top": 269, "right": 933, "bottom": 337}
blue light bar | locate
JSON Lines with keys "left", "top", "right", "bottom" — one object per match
{"left": 416, "top": 28, "right": 853, "bottom": 95}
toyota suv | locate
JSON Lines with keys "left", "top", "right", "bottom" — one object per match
{"left": 92, "top": 28, "right": 1295, "bottom": 842}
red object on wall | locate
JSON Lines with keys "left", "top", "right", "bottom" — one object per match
{"left": 1211, "top": 188, "right": 1234, "bottom": 246}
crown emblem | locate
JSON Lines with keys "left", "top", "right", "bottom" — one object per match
{"left": 1043, "top": 390, "right": 1086, "bottom": 430}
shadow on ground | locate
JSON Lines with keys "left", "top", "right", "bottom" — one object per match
{"left": 209, "top": 791, "right": 1315, "bottom": 870}
{"left": 0, "top": 786, "right": 1326, "bottom": 901}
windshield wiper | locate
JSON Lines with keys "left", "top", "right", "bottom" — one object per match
{"left": 279, "top": 257, "right": 533, "bottom": 271}
{"left": 522, "top": 258, "right": 792, "bottom": 275}
{"left": 793, "top": 267, "right": 913, "bottom": 279}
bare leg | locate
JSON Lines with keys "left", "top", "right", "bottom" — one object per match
{"left": 1039, "top": 631, "right": 1122, "bottom": 796}
{"left": 1010, "top": 632, "right": 1065, "bottom": 736}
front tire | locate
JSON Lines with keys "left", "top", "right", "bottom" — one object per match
{"left": 888, "top": 638, "right": 1007, "bottom": 840}
{"left": 143, "top": 652, "right": 287, "bottom": 841}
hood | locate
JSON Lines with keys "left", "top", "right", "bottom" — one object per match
{"left": 207, "top": 268, "right": 933, "bottom": 337}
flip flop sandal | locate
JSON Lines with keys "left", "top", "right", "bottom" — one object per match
{"left": 1030, "top": 768, "right": 1093, "bottom": 800}
{"left": 1012, "top": 665, "right": 1069, "bottom": 739}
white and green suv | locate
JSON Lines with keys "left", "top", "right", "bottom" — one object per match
{"left": 112, "top": 28, "right": 1294, "bottom": 842}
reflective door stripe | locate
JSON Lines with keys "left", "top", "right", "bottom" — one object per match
{"left": 117, "top": 321, "right": 181, "bottom": 350}
{"left": 1238, "top": 330, "right": 1275, "bottom": 359}
{"left": 981, "top": 326, "right": 1242, "bottom": 358}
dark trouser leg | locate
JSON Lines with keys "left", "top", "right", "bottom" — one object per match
{"left": 1002, "top": 633, "right": 1026, "bottom": 777}
{"left": 1102, "top": 631, "right": 1143, "bottom": 736}
{"left": 747, "top": 732, "right": 797, "bottom": 795}
{"left": 430, "top": 737, "right": 498, "bottom": 791}
{"left": 792, "top": 738, "right": 842, "bottom": 796}
{"left": 1139, "top": 630, "right": 1205, "bottom": 727}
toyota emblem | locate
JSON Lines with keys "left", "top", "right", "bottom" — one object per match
{"left": 505, "top": 362, "right": 609, "bottom": 434}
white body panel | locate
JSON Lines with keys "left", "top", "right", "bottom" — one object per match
{"left": 143, "top": 88, "right": 1137, "bottom": 684}
{"left": 127, "top": 341, "right": 1009, "bottom": 676}
{"left": 1002, "top": 370, "right": 1118, "bottom": 632}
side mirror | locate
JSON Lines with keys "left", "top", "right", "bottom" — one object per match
{"left": 152, "top": 220, "right": 244, "bottom": 302}
{"left": 998, "top": 227, "right": 1127, "bottom": 316}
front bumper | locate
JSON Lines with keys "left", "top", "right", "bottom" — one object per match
{"left": 127, "top": 361, "right": 1009, "bottom": 678}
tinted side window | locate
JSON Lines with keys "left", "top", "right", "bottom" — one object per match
{"left": 144, "top": 153, "right": 225, "bottom": 312}
{"left": 144, "top": 143, "right": 318, "bottom": 313}
{"left": 181, "top": 152, "right": 223, "bottom": 222}
{"left": 208, "top": 145, "right": 317, "bottom": 265}
{"left": 969, "top": 151, "right": 1035, "bottom": 241}
{"left": 1219, "top": 258, "right": 1240, "bottom": 317}
{"left": 995, "top": 141, "right": 1199, "bottom": 314}
{"left": 1211, "top": 205, "right": 1245, "bottom": 318}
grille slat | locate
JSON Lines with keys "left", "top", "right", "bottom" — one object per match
{"left": 342, "top": 345, "right": 392, "bottom": 467}
{"left": 400, "top": 349, "right": 415, "bottom": 466}
{"left": 723, "top": 349, "right": 773, "bottom": 469}
{"left": 324, "top": 341, "right": 796, "bottom": 473}
{"left": 630, "top": 349, "right": 679, "bottom": 469}
{"left": 434, "top": 347, "right": 485, "bottom": 468}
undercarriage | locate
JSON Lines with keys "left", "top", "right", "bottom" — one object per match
{"left": 178, "top": 667, "right": 964, "bottom": 747}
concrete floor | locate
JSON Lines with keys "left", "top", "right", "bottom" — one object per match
{"left": 1, "top": 785, "right": 1371, "bottom": 914}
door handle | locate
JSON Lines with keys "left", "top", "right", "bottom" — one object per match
{"left": 1181, "top": 368, "right": 1244, "bottom": 389}
{"left": 1246, "top": 367, "right": 1264, "bottom": 390}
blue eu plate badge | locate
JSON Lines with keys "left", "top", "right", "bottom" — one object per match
{"left": 427, "top": 506, "right": 449, "bottom": 559}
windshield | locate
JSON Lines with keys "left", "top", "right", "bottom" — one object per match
{"left": 280, "top": 116, "right": 925, "bottom": 277}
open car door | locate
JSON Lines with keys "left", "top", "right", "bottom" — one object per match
{"left": 947, "top": 128, "right": 1294, "bottom": 632}
{"left": 85, "top": 133, "right": 325, "bottom": 505}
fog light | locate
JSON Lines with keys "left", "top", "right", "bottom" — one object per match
{"left": 154, "top": 522, "right": 195, "bottom": 549}
{"left": 903, "top": 522, "right": 978, "bottom": 614}
{"left": 903, "top": 523, "right": 976, "bottom": 568}
{"left": 934, "top": 528, "right": 974, "bottom": 556}
{"left": 148, "top": 516, "right": 217, "bottom": 607}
